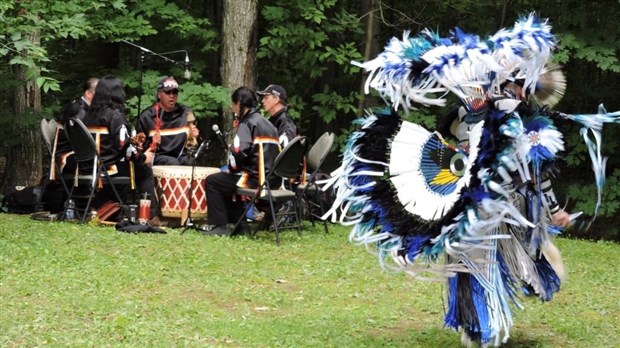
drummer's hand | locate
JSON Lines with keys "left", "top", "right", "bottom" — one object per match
{"left": 152, "top": 131, "right": 161, "bottom": 147}
{"left": 551, "top": 209, "right": 571, "bottom": 228}
{"left": 143, "top": 148, "right": 155, "bottom": 166}
{"left": 190, "top": 125, "right": 200, "bottom": 139}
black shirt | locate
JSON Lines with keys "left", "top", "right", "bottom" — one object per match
{"left": 136, "top": 103, "right": 194, "bottom": 162}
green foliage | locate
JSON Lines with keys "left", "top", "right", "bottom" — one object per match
{"left": 36, "top": 75, "right": 61, "bottom": 93}
{"left": 311, "top": 88, "right": 359, "bottom": 123}
{"left": 0, "top": 0, "right": 218, "bottom": 152}
{"left": 257, "top": 0, "right": 364, "bottom": 130}
{"left": 335, "top": 127, "right": 352, "bottom": 151}
{"left": 399, "top": 108, "right": 438, "bottom": 130}
{"left": 562, "top": 130, "right": 588, "bottom": 167}
{"left": 0, "top": 0, "right": 214, "bottom": 93}
{"left": 568, "top": 169, "right": 620, "bottom": 218}
{"left": 557, "top": 33, "right": 620, "bottom": 73}
{"left": 179, "top": 83, "right": 230, "bottom": 119}
{"left": 319, "top": 42, "right": 363, "bottom": 75}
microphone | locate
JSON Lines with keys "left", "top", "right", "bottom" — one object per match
{"left": 212, "top": 124, "right": 227, "bottom": 147}
{"left": 184, "top": 52, "right": 191, "bottom": 79}
{"left": 194, "top": 139, "right": 208, "bottom": 159}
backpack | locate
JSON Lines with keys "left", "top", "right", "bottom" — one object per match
{"left": 1, "top": 180, "right": 67, "bottom": 214}
{"left": 1, "top": 185, "right": 44, "bottom": 214}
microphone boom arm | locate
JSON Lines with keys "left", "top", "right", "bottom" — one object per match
{"left": 193, "top": 139, "right": 209, "bottom": 159}
{"left": 120, "top": 40, "right": 191, "bottom": 115}
{"left": 121, "top": 40, "right": 188, "bottom": 67}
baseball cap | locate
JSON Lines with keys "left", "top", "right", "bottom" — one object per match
{"left": 157, "top": 77, "right": 179, "bottom": 92}
{"left": 256, "top": 84, "right": 287, "bottom": 102}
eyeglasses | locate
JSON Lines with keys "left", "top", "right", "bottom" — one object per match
{"left": 163, "top": 90, "right": 179, "bottom": 96}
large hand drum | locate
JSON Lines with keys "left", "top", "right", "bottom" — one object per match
{"left": 152, "top": 166, "right": 220, "bottom": 219}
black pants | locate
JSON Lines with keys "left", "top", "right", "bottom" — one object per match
{"left": 109, "top": 160, "right": 160, "bottom": 218}
{"left": 206, "top": 172, "right": 283, "bottom": 226}
{"left": 154, "top": 154, "right": 191, "bottom": 166}
{"left": 205, "top": 171, "right": 244, "bottom": 226}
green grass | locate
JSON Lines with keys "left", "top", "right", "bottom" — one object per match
{"left": 1, "top": 214, "right": 618, "bottom": 347}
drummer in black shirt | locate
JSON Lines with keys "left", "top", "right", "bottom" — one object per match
{"left": 136, "top": 76, "right": 200, "bottom": 166}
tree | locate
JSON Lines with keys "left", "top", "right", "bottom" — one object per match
{"left": 358, "top": 0, "right": 381, "bottom": 112}
{"left": 220, "top": 0, "right": 259, "bottom": 138}
{"left": 0, "top": 3, "right": 62, "bottom": 190}
{"left": 7, "top": 28, "right": 44, "bottom": 189}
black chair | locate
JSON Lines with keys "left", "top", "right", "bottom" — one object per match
{"left": 295, "top": 132, "right": 335, "bottom": 233}
{"left": 63, "top": 117, "right": 130, "bottom": 223}
{"left": 233, "top": 136, "right": 308, "bottom": 245}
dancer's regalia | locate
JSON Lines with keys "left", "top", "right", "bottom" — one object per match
{"left": 322, "top": 14, "right": 619, "bottom": 346}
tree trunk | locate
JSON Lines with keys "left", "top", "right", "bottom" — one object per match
{"left": 217, "top": 0, "right": 258, "bottom": 164}
{"left": 358, "top": 0, "right": 381, "bottom": 112}
{"left": 2, "top": 30, "right": 43, "bottom": 191}
{"left": 220, "top": 0, "right": 258, "bottom": 130}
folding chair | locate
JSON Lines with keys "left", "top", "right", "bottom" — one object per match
{"left": 233, "top": 136, "right": 308, "bottom": 245}
{"left": 40, "top": 119, "right": 72, "bottom": 196}
{"left": 63, "top": 117, "right": 130, "bottom": 223}
{"left": 295, "top": 132, "right": 335, "bottom": 233}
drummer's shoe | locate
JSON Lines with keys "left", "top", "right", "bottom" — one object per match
{"left": 244, "top": 203, "right": 265, "bottom": 222}
{"left": 201, "top": 224, "right": 232, "bottom": 237}
{"left": 233, "top": 222, "right": 251, "bottom": 236}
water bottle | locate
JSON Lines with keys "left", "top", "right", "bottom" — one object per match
{"left": 65, "top": 199, "right": 76, "bottom": 221}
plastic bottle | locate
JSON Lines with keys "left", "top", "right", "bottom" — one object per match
{"left": 65, "top": 199, "right": 76, "bottom": 221}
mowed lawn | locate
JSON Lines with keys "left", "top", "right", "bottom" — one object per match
{"left": 1, "top": 213, "right": 618, "bottom": 347}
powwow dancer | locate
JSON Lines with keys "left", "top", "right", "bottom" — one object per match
{"left": 321, "top": 14, "right": 619, "bottom": 347}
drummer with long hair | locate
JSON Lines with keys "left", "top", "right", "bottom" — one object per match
{"left": 81, "top": 75, "right": 161, "bottom": 224}
{"left": 203, "top": 87, "right": 280, "bottom": 236}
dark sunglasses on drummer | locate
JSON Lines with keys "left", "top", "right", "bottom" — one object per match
{"left": 163, "top": 89, "right": 179, "bottom": 95}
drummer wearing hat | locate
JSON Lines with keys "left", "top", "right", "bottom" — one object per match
{"left": 256, "top": 84, "right": 298, "bottom": 148}
{"left": 136, "top": 76, "right": 200, "bottom": 165}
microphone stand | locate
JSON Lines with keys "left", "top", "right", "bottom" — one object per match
{"left": 121, "top": 40, "right": 189, "bottom": 116}
{"left": 181, "top": 139, "right": 210, "bottom": 234}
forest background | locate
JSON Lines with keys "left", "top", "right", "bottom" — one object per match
{"left": 0, "top": 0, "right": 618, "bottom": 239}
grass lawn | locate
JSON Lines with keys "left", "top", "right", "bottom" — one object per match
{"left": 1, "top": 213, "right": 618, "bottom": 347}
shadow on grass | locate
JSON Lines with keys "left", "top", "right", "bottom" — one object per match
{"left": 354, "top": 325, "right": 552, "bottom": 348}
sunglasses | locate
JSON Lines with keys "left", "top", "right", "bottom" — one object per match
{"left": 162, "top": 89, "right": 179, "bottom": 95}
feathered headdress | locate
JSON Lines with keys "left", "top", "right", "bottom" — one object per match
{"left": 353, "top": 13, "right": 559, "bottom": 112}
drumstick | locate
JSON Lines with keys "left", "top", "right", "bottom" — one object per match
{"left": 150, "top": 103, "right": 163, "bottom": 151}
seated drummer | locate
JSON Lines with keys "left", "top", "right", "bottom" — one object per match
{"left": 136, "top": 76, "right": 200, "bottom": 166}
{"left": 80, "top": 75, "right": 161, "bottom": 223}
{"left": 203, "top": 87, "right": 280, "bottom": 236}
{"left": 54, "top": 77, "right": 99, "bottom": 175}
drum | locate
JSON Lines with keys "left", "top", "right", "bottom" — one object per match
{"left": 152, "top": 165, "right": 220, "bottom": 218}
